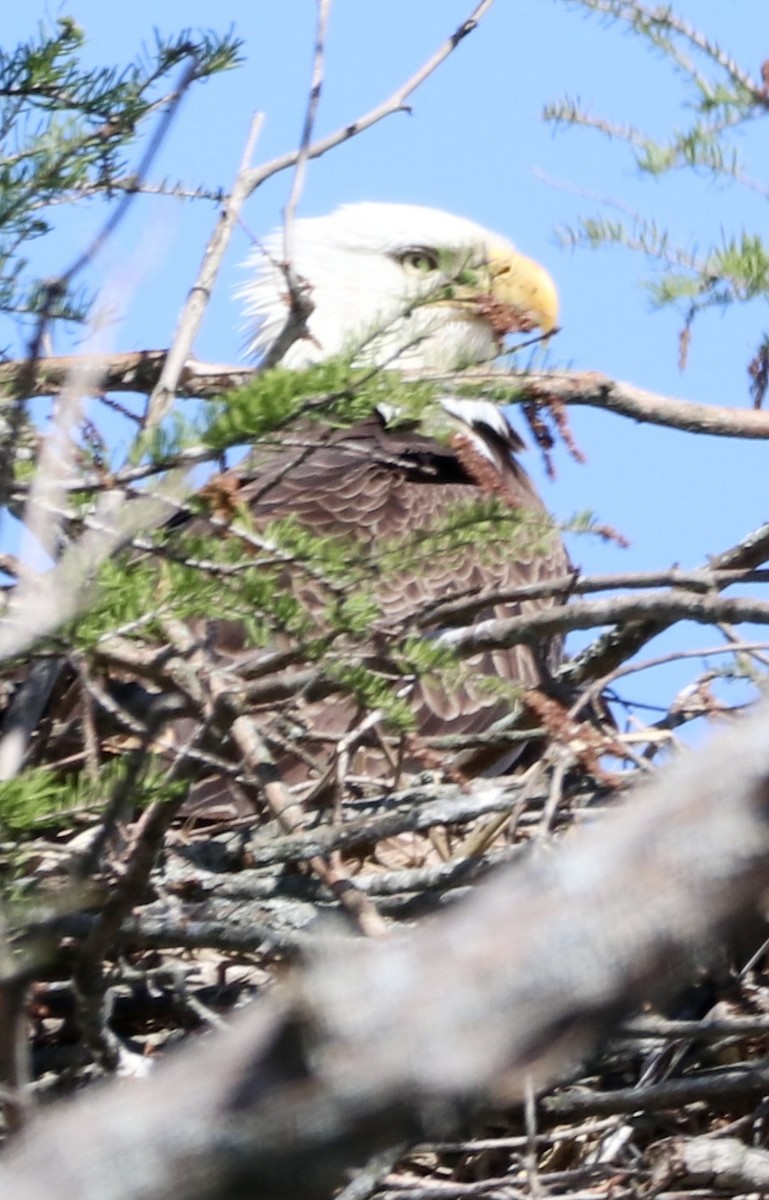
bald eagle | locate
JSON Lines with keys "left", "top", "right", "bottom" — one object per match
{"left": 6, "top": 204, "right": 568, "bottom": 815}
{"left": 174, "top": 202, "right": 568, "bottom": 805}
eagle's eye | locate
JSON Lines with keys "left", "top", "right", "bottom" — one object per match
{"left": 396, "top": 247, "right": 441, "bottom": 275}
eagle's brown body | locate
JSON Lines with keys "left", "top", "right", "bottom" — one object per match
{"left": 175, "top": 409, "right": 568, "bottom": 811}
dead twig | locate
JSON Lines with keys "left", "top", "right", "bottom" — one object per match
{"left": 145, "top": 111, "right": 265, "bottom": 427}
{"left": 282, "top": 0, "right": 332, "bottom": 265}
{"left": 242, "top": 1, "right": 497, "bottom": 196}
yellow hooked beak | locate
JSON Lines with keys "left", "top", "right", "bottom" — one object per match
{"left": 436, "top": 245, "right": 559, "bottom": 340}
{"left": 408, "top": 237, "right": 559, "bottom": 350}
{"left": 484, "top": 245, "right": 559, "bottom": 337}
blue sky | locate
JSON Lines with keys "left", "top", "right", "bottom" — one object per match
{"left": 5, "top": 1, "right": 768, "bottom": 723}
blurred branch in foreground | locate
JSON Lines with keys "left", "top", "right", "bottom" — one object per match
{"left": 2, "top": 699, "right": 769, "bottom": 1198}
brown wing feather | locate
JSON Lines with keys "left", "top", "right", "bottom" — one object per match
{"left": 184, "top": 413, "right": 569, "bottom": 793}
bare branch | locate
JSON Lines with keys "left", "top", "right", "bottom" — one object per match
{"left": 568, "top": 521, "right": 769, "bottom": 684}
{"left": 591, "top": 638, "right": 769, "bottom": 694}
{"left": 437, "top": 590, "right": 769, "bottom": 661}
{"left": 282, "top": 0, "right": 332, "bottom": 264}
{"left": 413, "top": 566, "right": 769, "bottom": 628}
{"left": 145, "top": 111, "right": 265, "bottom": 427}
{"left": 254, "top": 0, "right": 334, "bottom": 373}
{"left": 0, "top": 351, "right": 258, "bottom": 401}
{"left": 543, "top": 1060, "right": 769, "bottom": 1120}
{"left": 243, "top": 0, "right": 497, "bottom": 194}
{"left": 435, "top": 367, "right": 769, "bottom": 440}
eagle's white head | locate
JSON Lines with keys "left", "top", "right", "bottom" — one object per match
{"left": 241, "top": 202, "right": 559, "bottom": 372}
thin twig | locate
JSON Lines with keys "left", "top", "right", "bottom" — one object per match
{"left": 282, "top": 0, "right": 332, "bottom": 265}
{"left": 243, "top": 0, "right": 497, "bottom": 193}
{"left": 566, "top": 521, "right": 769, "bottom": 685}
{"left": 145, "top": 111, "right": 265, "bottom": 427}
{"left": 255, "top": 0, "right": 333, "bottom": 371}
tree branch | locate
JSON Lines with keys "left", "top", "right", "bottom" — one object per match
{"left": 438, "top": 368, "right": 769, "bottom": 439}
{"left": 437, "top": 590, "right": 769, "bottom": 660}
{"left": 4, "top": 697, "right": 769, "bottom": 1198}
{"left": 4, "top": 356, "right": 769, "bottom": 443}
{"left": 567, "top": 520, "right": 769, "bottom": 684}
